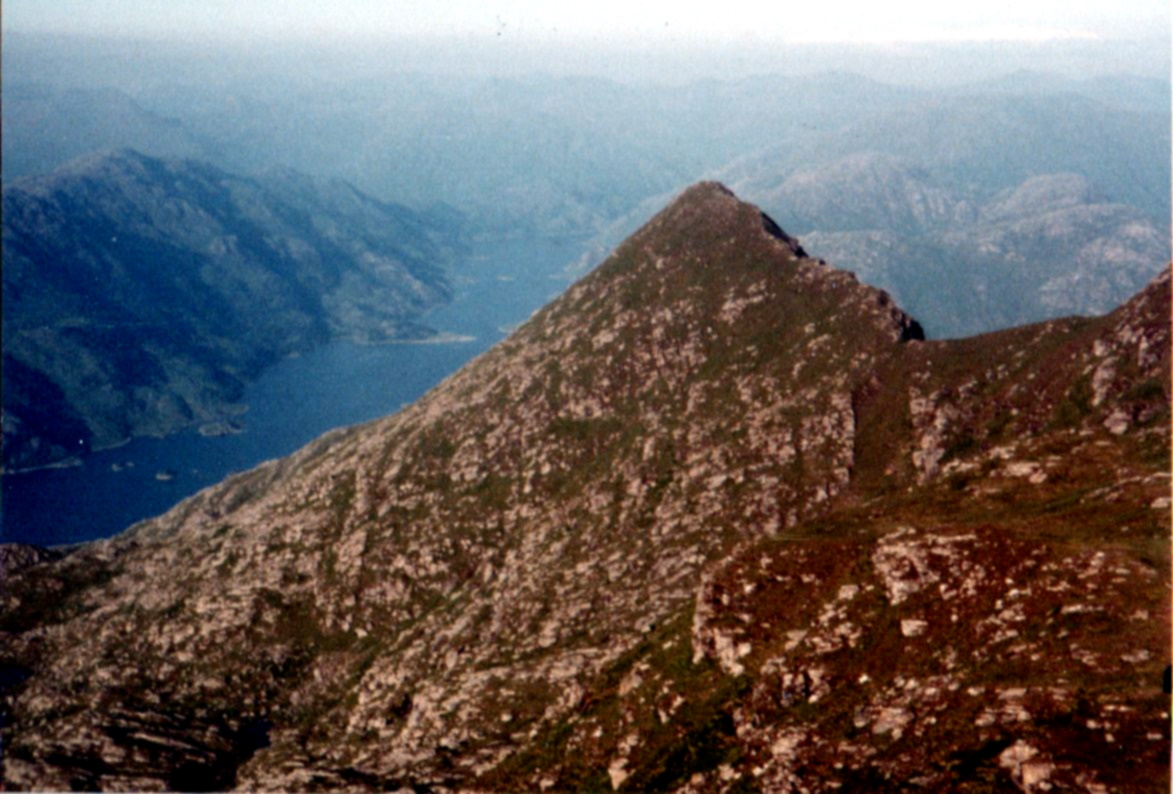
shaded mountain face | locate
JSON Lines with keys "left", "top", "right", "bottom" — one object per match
{"left": 1, "top": 184, "right": 1168, "bottom": 791}
{"left": 1, "top": 149, "right": 456, "bottom": 470}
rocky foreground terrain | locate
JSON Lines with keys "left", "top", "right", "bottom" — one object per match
{"left": 1, "top": 183, "right": 1168, "bottom": 791}
{"left": 2, "top": 149, "right": 456, "bottom": 471}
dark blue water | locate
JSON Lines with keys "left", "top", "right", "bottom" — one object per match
{"left": 1, "top": 236, "right": 585, "bottom": 546}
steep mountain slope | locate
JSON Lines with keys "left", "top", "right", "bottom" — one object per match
{"left": 1, "top": 184, "right": 1167, "bottom": 791}
{"left": 1, "top": 149, "right": 456, "bottom": 471}
{"left": 542, "top": 267, "right": 1171, "bottom": 792}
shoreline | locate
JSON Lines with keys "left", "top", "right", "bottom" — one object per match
{"left": 352, "top": 331, "right": 477, "bottom": 346}
{"left": 0, "top": 456, "right": 86, "bottom": 477}
{"left": 1, "top": 328, "right": 470, "bottom": 477}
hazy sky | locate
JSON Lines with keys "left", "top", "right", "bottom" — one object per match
{"left": 5, "top": 0, "right": 1168, "bottom": 44}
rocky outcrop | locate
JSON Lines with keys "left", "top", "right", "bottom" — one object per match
{"left": 0, "top": 544, "right": 63, "bottom": 579}
{"left": 1, "top": 184, "right": 1167, "bottom": 791}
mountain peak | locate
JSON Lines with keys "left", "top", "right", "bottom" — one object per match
{"left": 622, "top": 180, "right": 808, "bottom": 263}
{"left": 575, "top": 181, "right": 921, "bottom": 348}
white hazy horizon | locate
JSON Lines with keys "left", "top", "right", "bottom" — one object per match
{"left": 2, "top": 1, "right": 1169, "bottom": 88}
{"left": 3, "top": 0, "right": 1168, "bottom": 45}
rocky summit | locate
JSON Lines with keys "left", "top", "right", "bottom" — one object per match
{"left": 1, "top": 182, "right": 1168, "bottom": 792}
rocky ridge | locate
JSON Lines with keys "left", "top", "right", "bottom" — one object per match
{"left": 1, "top": 183, "right": 1168, "bottom": 791}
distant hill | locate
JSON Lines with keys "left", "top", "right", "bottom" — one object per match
{"left": 1, "top": 84, "right": 210, "bottom": 181}
{"left": 961, "top": 70, "right": 1173, "bottom": 114}
{"left": 719, "top": 91, "right": 1170, "bottom": 224}
{"left": 1, "top": 150, "right": 456, "bottom": 471}
{"left": 2, "top": 183, "right": 1167, "bottom": 791}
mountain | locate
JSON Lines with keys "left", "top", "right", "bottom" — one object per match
{"left": 1, "top": 149, "right": 456, "bottom": 471}
{"left": 718, "top": 92, "right": 1171, "bottom": 225}
{"left": 1, "top": 184, "right": 1168, "bottom": 791}
{"left": 1, "top": 83, "right": 211, "bottom": 182}
{"left": 739, "top": 153, "right": 977, "bottom": 235}
{"left": 733, "top": 158, "right": 1170, "bottom": 338}
{"left": 117, "top": 71, "right": 921, "bottom": 238}
{"left": 14, "top": 41, "right": 1166, "bottom": 243}
{"left": 167, "top": 77, "right": 1173, "bottom": 239}
{"left": 961, "top": 70, "right": 1173, "bottom": 114}
{"left": 578, "top": 157, "right": 1167, "bottom": 339}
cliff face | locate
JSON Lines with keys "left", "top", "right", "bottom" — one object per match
{"left": 1, "top": 183, "right": 1167, "bottom": 792}
{"left": 1, "top": 149, "right": 456, "bottom": 470}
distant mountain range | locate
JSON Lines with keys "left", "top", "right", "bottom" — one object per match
{"left": 729, "top": 156, "right": 1169, "bottom": 337}
{"left": 3, "top": 184, "right": 1167, "bottom": 791}
{"left": 571, "top": 156, "right": 1167, "bottom": 339}
{"left": 1, "top": 83, "right": 210, "bottom": 182}
{"left": 5, "top": 65, "right": 1167, "bottom": 362}
{"left": 1, "top": 150, "right": 456, "bottom": 471}
{"left": 5, "top": 70, "right": 1168, "bottom": 239}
